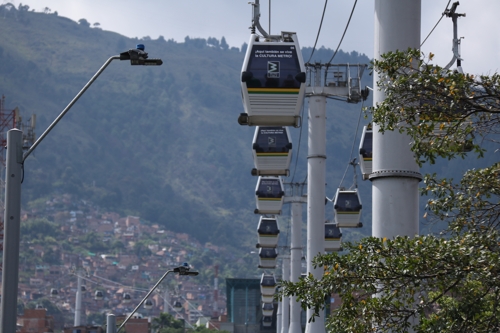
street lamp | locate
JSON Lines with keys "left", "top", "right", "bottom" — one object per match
{"left": 0, "top": 45, "right": 162, "bottom": 333}
{"left": 110, "top": 263, "right": 199, "bottom": 333}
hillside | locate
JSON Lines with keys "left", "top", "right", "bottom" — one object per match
{"left": 0, "top": 6, "right": 375, "bottom": 251}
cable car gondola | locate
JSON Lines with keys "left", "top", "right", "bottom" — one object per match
{"left": 359, "top": 124, "right": 373, "bottom": 180}
{"left": 123, "top": 292, "right": 132, "bottom": 303}
{"left": 258, "top": 247, "right": 278, "bottom": 269}
{"left": 238, "top": 32, "right": 306, "bottom": 128}
{"left": 50, "top": 288, "right": 59, "bottom": 297}
{"left": 262, "top": 302, "right": 274, "bottom": 317}
{"left": 417, "top": 8, "right": 472, "bottom": 153}
{"left": 324, "top": 223, "right": 342, "bottom": 252}
{"left": 257, "top": 216, "right": 280, "bottom": 248}
{"left": 260, "top": 274, "right": 276, "bottom": 294}
{"left": 173, "top": 301, "right": 183, "bottom": 311}
{"left": 333, "top": 188, "right": 362, "bottom": 228}
{"left": 260, "top": 273, "right": 276, "bottom": 303}
{"left": 252, "top": 126, "right": 292, "bottom": 176}
{"left": 255, "top": 176, "right": 285, "bottom": 215}
{"left": 419, "top": 86, "right": 474, "bottom": 153}
{"left": 94, "top": 290, "right": 104, "bottom": 300}
{"left": 144, "top": 299, "right": 153, "bottom": 310}
{"left": 262, "top": 316, "right": 273, "bottom": 327}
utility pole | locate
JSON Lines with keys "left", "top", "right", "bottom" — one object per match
{"left": 371, "top": 1, "right": 422, "bottom": 240}
{"left": 371, "top": 2, "right": 421, "bottom": 331}
{"left": 284, "top": 183, "right": 306, "bottom": 333}
{"left": 74, "top": 273, "right": 83, "bottom": 326}
{"left": 276, "top": 301, "right": 282, "bottom": 333}
{"left": 0, "top": 129, "right": 22, "bottom": 333}
{"left": 280, "top": 255, "right": 290, "bottom": 333}
{"left": 305, "top": 63, "right": 327, "bottom": 333}
{"left": 304, "top": 62, "right": 367, "bottom": 333}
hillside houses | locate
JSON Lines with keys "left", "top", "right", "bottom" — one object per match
{"left": 14, "top": 194, "right": 228, "bottom": 328}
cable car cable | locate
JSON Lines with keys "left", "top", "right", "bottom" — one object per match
{"left": 421, "top": 0, "right": 452, "bottom": 47}
{"left": 269, "top": 0, "right": 271, "bottom": 35}
{"left": 306, "top": 0, "right": 329, "bottom": 64}
{"left": 338, "top": 99, "right": 365, "bottom": 189}
{"left": 326, "top": 0, "right": 358, "bottom": 66}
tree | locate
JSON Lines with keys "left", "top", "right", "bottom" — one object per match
{"left": 18, "top": 3, "right": 29, "bottom": 11}
{"left": 78, "top": 18, "right": 90, "bottom": 27}
{"left": 207, "top": 37, "right": 219, "bottom": 48}
{"left": 220, "top": 36, "right": 228, "bottom": 51}
{"left": 241, "top": 42, "right": 248, "bottom": 54}
{"left": 152, "top": 312, "right": 184, "bottom": 333}
{"left": 280, "top": 49, "right": 500, "bottom": 333}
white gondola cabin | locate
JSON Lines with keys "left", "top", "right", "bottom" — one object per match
{"left": 238, "top": 32, "right": 306, "bottom": 127}
{"left": 255, "top": 176, "right": 285, "bottom": 215}
{"left": 333, "top": 188, "right": 362, "bottom": 228}
{"left": 50, "top": 288, "right": 59, "bottom": 297}
{"left": 144, "top": 299, "right": 153, "bottom": 310}
{"left": 324, "top": 223, "right": 342, "bottom": 252}
{"left": 359, "top": 124, "right": 373, "bottom": 180}
{"left": 260, "top": 274, "right": 276, "bottom": 295}
{"left": 417, "top": 65, "right": 473, "bottom": 152}
{"left": 258, "top": 247, "right": 278, "bottom": 269}
{"left": 95, "top": 290, "right": 104, "bottom": 300}
{"left": 173, "top": 301, "right": 183, "bottom": 311}
{"left": 257, "top": 217, "right": 280, "bottom": 248}
{"left": 262, "top": 316, "right": 273, "bottom": 327}
{"left": 419, "top": 99, "right": 473, "bottom": 153}
{"left": 252, "top": 126, "right": 292, "bottom": 176}
{"left": 262, "top": 302, "right": 274, "bottom": 317}
{"left": 123, "top": 293, "right": 132, "bottom": 303}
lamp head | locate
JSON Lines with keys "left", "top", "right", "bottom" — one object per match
{"left": 173, "top": 263, "right": 199, "bottom": 276}
{"left": 119, "top": 45, "right": 163, "bottom": 66}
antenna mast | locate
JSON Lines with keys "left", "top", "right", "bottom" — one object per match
{"left": 443, "top": 1, "right": 466, "bottom": 72}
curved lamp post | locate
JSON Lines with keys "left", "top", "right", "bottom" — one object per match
{"left": 0, "top": 45, "right": 162, "bottom": 333}
{"left": 111, "top": 263, "right": 199, "bottom": 333}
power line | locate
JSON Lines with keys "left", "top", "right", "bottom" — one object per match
{"left": 421, "top": 0, "right": 452, "bottom": 47}
{"left": 327, "top": 0, "right": 358, "bottom": 65}
{"left": 306, "top": 0, "right": 328, "bottom": 64}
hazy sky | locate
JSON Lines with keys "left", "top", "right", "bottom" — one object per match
{"left": 9, "top": 0, "right": 500, "bottom": 75}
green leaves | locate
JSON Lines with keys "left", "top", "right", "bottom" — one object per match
{"left": 370, "top": 49, "right": 496, "bottom": 166}
{"left": 279, "top": 49, "right": 500, "bottom": 332}
{"left": 280, "top": 234, "right": 500, "bottom": 332}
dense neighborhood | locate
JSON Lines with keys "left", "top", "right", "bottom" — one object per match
{"left": 15, "top": 193, "right": 232, "bottom": 329}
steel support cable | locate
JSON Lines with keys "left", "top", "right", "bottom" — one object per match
{"left": 306, "top": 0, "right": 328, "bottom": 64}
{"left": 327, "top": 0, "right": 358, "bottom": 65}
{"left": 421, "top": 0, "right": 452, "bottom": 47}
{"left": 338, "top": 99, "right": 365, "bottom": 189}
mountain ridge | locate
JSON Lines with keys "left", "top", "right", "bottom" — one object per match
{"left": 0, "top": 5, "right": 373, "bottom": 250}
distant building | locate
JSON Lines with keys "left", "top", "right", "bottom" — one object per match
{"left": 115, "top": 316, "right": 149, "bottom": 333}
{"left": 18, "top": 309, "right": 54, "bottom": 333}
{"left": 63, "top": 326, "right": 103, "bottom": 333}
{"left": 225, "top": 278, "right": 276, "bottom": 333}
